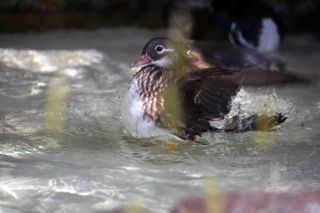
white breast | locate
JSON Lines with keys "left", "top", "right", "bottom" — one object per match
{"left": 122, "top": 79, "right": 170, "bottom": 138}
{"left": 257, "top": 18, "right": 280, "bottom": 52}
{"left": 229, "top": 18, "right": 280, "bottom": 53}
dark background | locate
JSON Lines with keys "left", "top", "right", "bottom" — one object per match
{"left": 0, "top": 0, "right": 319, "bottom": 38}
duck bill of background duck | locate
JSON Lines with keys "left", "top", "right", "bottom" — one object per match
{"left": 130, "top": 54, "right": 152, "bottom": 69}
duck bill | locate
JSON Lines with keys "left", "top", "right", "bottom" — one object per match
{"left": 130, "top": 54, "right": 152, "bottom": 68}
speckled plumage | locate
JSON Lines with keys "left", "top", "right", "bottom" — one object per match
{"left": 132, "top": 65, "right": 166, "bottom": 123}
{"left": 122, "top": 65, "right": 172, "bottom": 138}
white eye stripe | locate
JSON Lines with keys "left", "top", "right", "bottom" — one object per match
{"left": 165, "top": 48, "right": 174, "bottom": 53}
{"left": 155, "top": 45, "right": 175, "bottom": 54}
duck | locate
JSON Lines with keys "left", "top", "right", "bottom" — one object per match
{"left": 210, "top": 0, "right": 285, "bottom": 53}
{"left": 122, "top": 37, "right": 306, "bottom": 140}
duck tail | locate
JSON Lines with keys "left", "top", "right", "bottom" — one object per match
{"left": 223, "top": 113, "right": 287, "bottom": 132}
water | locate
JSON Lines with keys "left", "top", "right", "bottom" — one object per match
{"left": 0, "top": 28, "right": 319, "bottom": 212}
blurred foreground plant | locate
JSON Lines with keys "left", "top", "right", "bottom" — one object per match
{"left": 44, "top": 76, "right": 69, "bottom": 136}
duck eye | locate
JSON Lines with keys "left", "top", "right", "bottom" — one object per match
{"left": 155, "top": 45, "right": 164, "bottom": 53}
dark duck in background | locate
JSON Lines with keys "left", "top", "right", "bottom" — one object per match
{"left": 210, "top": 0, "right": 285, "bottom": 53}
{"left": 122, "top": 37, "right": 308, "bottom": 140}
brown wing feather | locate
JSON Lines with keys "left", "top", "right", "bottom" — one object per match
{"left": 179, "top": 68, "right": 240, "bottom": 121}
{"left": 177, "top": 67, "right": 310, "bottom": 138}
{"left": 221, "top": 68, "right": 310, "bottom": 86}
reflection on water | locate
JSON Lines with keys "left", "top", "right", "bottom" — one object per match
{"left": 0, "top": 29, "right": 319, "bottom": 212}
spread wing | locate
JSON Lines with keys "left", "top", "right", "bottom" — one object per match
{"left": 179, "top": 68, "right": 240, "bottom": 120}
{"left": 176, "top": 67, "right": 309, "bottom": 138}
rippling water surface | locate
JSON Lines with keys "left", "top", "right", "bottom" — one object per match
{"left": 0, "top": 28, "right": 319, "bottom": 212}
